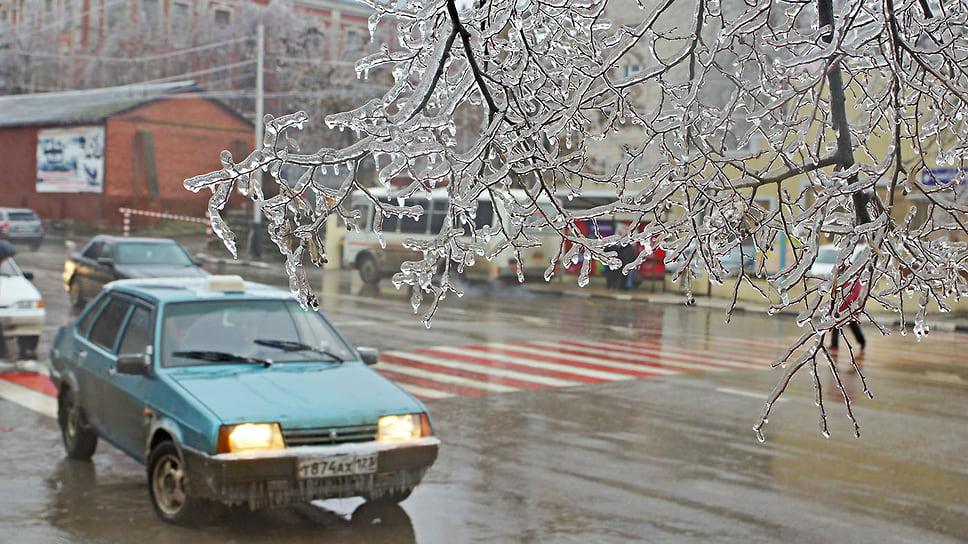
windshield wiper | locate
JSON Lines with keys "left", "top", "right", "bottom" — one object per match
{"left": 254, "top": 339, "right": 345, "bottom": 362}
{"left": 171, "top": 350, "right": 273, "bottom": 367}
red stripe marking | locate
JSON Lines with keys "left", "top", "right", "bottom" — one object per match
{"left": 382, "top": 354, "right": 552, "bottom": 389}
{"left": 375, "top": 368, "right": 490, "bottom": 396}
{"left": 498, "top": 343, "right": 704, "bottom": 373}
{"left": 0, "top": 373, "right": 57, "bottom": 396}
{"left": 559, "top": 340, "right": 757, "bottom": 369}
{"left": 457, "top": 345, "right": 661, "bottom": 378}
{"left": 416, "top": 348, "right": 613, "bottom": 382}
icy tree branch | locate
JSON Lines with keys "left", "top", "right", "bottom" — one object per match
{"left": 187, "top": 0, "right": 968, "bottom": 440}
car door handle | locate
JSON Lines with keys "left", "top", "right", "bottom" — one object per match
{"left": 74, "top": 350, "right": 87, "bottom": 360}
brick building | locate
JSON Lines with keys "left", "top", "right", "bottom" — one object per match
{"left": 0, "top": 80, "right": 253, "bottom": 229}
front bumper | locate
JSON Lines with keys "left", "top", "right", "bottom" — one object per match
{"left": 0, "top": 309, "right": 45, "bottom": 337}
{"left": 181, "top": 437, "right": 440, "bottom": 509}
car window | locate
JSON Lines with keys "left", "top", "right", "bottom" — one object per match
{"left": 88, "top": 296, "right": 133, "bottom": 352}
{"left": 0, "top": 258, "right": 19, "bottom": 276}
{"left": 118, "top": 305, "right": 152, "bottom": 355}
{"left": 9, "top": 211, "right": 38, "bottom": 221}
{"left": 76, "top": 294, "right": 109, "bottom": 335}
{"left": 161, "top": 299, "right": 355, "bottom": 367}
{"left": 116, "top": 242, "right": 193, "bottom": 266}
{"left": 82, "top": 241, "right": 103, "bottom": 260}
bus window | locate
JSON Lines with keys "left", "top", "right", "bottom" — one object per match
{"left": 399, "top": 199, "right": 429, "bottom": 234}
{"left": 429, "top": 199, "right": 448, "bottom": 234}
{"left": 351, "top": 203, "right": 372, "bottom": 229}
{"left": 377, "top": 198, "right": 400, "bottom": 233}
{"left": 475, "top": 200, "right": 494, "bottom": 230}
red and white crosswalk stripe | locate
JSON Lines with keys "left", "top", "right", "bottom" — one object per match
{"left": 375, "top": 338, "right": 777, "bottom": 400}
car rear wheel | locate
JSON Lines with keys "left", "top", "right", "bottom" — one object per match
{"left": 69, "top": 280, "right": 85, "bottom": 309}
{"left": 358, "top": 255, "right": 381, "bottom": 285}
{"left": 57, "top": 388, "right": 98, "bottom": 460}
{"left": 147, "top": 441, "right": 214, "bottom": 525}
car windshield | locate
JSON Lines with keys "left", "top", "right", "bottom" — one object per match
{"left": 116, "top": 241, "right": 194, "bottom": 266}
{"left": 816, "top": 246, "right": 839, "bottom": 265}
{"left": 8, "top": 212, "right": 38, "bottom": 221}
{"left": 0, "top": 258, "right": 21, "bottom": 277}
{"left": 161, "top": 299, "right": 356, "bottom": 367}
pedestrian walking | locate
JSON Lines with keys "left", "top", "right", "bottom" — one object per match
{"left": 0, "top": 239, "right": 16, "bottom": 360}
{"left": 831, "top": 277, "right": 866, "bottom": 351}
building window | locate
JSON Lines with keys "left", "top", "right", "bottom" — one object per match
{"left": 213, "top": 8, "right": 230, "bottom": 26}
{"left": 141, "top": 0, "right": 158, "bottom": 24}
{"left": 172, "top": 2, "right": 190, "bottom": 25}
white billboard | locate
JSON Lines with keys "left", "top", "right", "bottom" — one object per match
{"left": 36, "top": 126, "right": 105, "bottom": 193}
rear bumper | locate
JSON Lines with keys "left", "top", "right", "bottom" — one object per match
{"left": 0, "top": 309, "right": 45, "bottom": 337}
{"left": 181, "top": 437, "right": 440, "bottom": 509}
{"left": 1, "top": 232, "right": 44, "bottom": 244}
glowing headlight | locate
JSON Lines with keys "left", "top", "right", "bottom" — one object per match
{"left": 217, "top": 423, "right": 285, "bottom": 453}
{"left": 378, "top": 413, "right": 431, "bottom": 442}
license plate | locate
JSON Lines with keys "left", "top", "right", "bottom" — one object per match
{"left": 297, "top": 454, "right": 377, "bottom": 479}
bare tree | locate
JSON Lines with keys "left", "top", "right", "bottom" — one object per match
{"left": 186, "top": 0, "right": 968, "bottom": 440}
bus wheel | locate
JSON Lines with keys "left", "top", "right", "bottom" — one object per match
{"left": 358, "top": 255, "right": 381, "bottom": 284}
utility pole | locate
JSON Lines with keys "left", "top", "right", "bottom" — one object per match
{"left": 251, "top": 23, "right": 264, "bottom": 260}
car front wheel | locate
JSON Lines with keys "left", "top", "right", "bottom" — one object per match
{"left": 57, "top": 388, "right": 98, "bottom": 460}
{"left": 147, "top": 441, "right": 214, "bottom": 525}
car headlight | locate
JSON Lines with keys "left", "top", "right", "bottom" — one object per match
{"left": 378, "top": 413, "right": 432, "bottom": 442}
{"left": 217, "top": 423, "right": 285, "bottom": 453}
{"left": 15, "top": 300, "right": 42, "bottom": 309}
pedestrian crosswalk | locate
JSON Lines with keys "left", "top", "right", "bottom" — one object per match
{"left": 4, "top": 331, "right": 968, "bottom": 411}
{"left": 374, "top": 338, "right": 784, "bottom": 400}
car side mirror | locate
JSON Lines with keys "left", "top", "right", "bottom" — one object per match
{"left": 116, "top": 353, "right": 151, "bottom": 377}
{"left": 357, "top": 347, "right": 379, "bottom": 366}
{"left": 23, "top": 271, "right": 34, "bottom": 280}
{"left": 97, "top": 257, "right": 114, "bottom": 268}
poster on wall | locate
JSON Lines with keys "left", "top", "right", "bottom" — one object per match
{"left": 36, "top": 126, "right": 105, "bottom": 193}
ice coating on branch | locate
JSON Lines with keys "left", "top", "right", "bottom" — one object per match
{"left": 186, "top": 0, "right": 968, "bottom": 440}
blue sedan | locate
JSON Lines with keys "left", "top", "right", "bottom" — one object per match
{"left": 49, "top": 275, "right": 439, "bottom": 525}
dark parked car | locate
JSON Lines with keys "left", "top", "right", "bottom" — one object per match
{"left": 0, "top": 207, "right": 45, "bottom": 250}
{"left": 49, "top": 275, "right": 439, "bottom": 524}
{"left": 63, "top": 235, "right": 209, "bottom": 309}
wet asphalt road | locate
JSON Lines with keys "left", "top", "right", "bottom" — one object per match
{"left": 1, "top": 239, "right": 967, "bottom": 543}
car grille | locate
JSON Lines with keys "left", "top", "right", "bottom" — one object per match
{"left": 282, "top": 424, "right": 377, "bottom": 447}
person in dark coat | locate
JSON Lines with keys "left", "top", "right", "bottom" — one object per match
{"left": 0, "top": 240, "right": 16, "bottom": 360}
{"left": 831, "top": 278, "right": 866, "bottom": 351}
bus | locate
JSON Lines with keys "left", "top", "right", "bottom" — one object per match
{"left": 340, "top": 187, "right": 560, "bottom": 284}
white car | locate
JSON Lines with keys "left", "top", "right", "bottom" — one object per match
{"left": 0, "top": 256, "right": 45, "bottom": 359}
{"left": 811, "top": 244, "right": 866, "bottom": 278}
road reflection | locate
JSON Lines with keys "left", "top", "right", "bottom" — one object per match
{"left": 47, "top": 458, "right": 416, "bottom": 543}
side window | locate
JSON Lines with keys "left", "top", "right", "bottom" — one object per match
{"left": 378, "top": 198, "right": 399, "bottom": 233}
{"left": 118, "top": 305, "right": 152, "bottom": 355}
{"left": 76, "top": 294, "right": 109, "bottom": 336}
{"left": 82, "top": 241, "right": 103, "bottom": 260}
{"left": 399, "top": 199, "right": 428, "bottom": 234}
{"left": 88, "top": 296, "right": 134, "bottom": 352}
{"left": 428, "top": 199, "right": 448, "bottom": 234}
{"left": 351, "top": 203, "right": 372, "bottom": 230}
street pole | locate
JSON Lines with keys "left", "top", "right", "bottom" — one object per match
{"left": 251, "top": 23, "right": 264, "bottom": 260}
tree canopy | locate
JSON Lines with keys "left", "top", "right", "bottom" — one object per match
{"left": 186, "top": 0, "right": 968, "bottom": 439}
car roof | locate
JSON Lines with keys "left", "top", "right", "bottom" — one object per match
{"left": 90, "top": 234, "right": 180, "bottom": 244}
{"left": 0, "top": 207, "right": 38, "bottom": 214}
{"left": 104, "top": 275, "right": 292, "bottom": 305}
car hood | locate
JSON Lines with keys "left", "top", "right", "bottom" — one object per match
{"left": 0, "top": 275, "right": 42, "bottom": 305}
{"left": 115, "top": 264, "right": 210, "bottom": 279}
{"left": 170, "top": 364, "right": 424, "bottom": 427}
